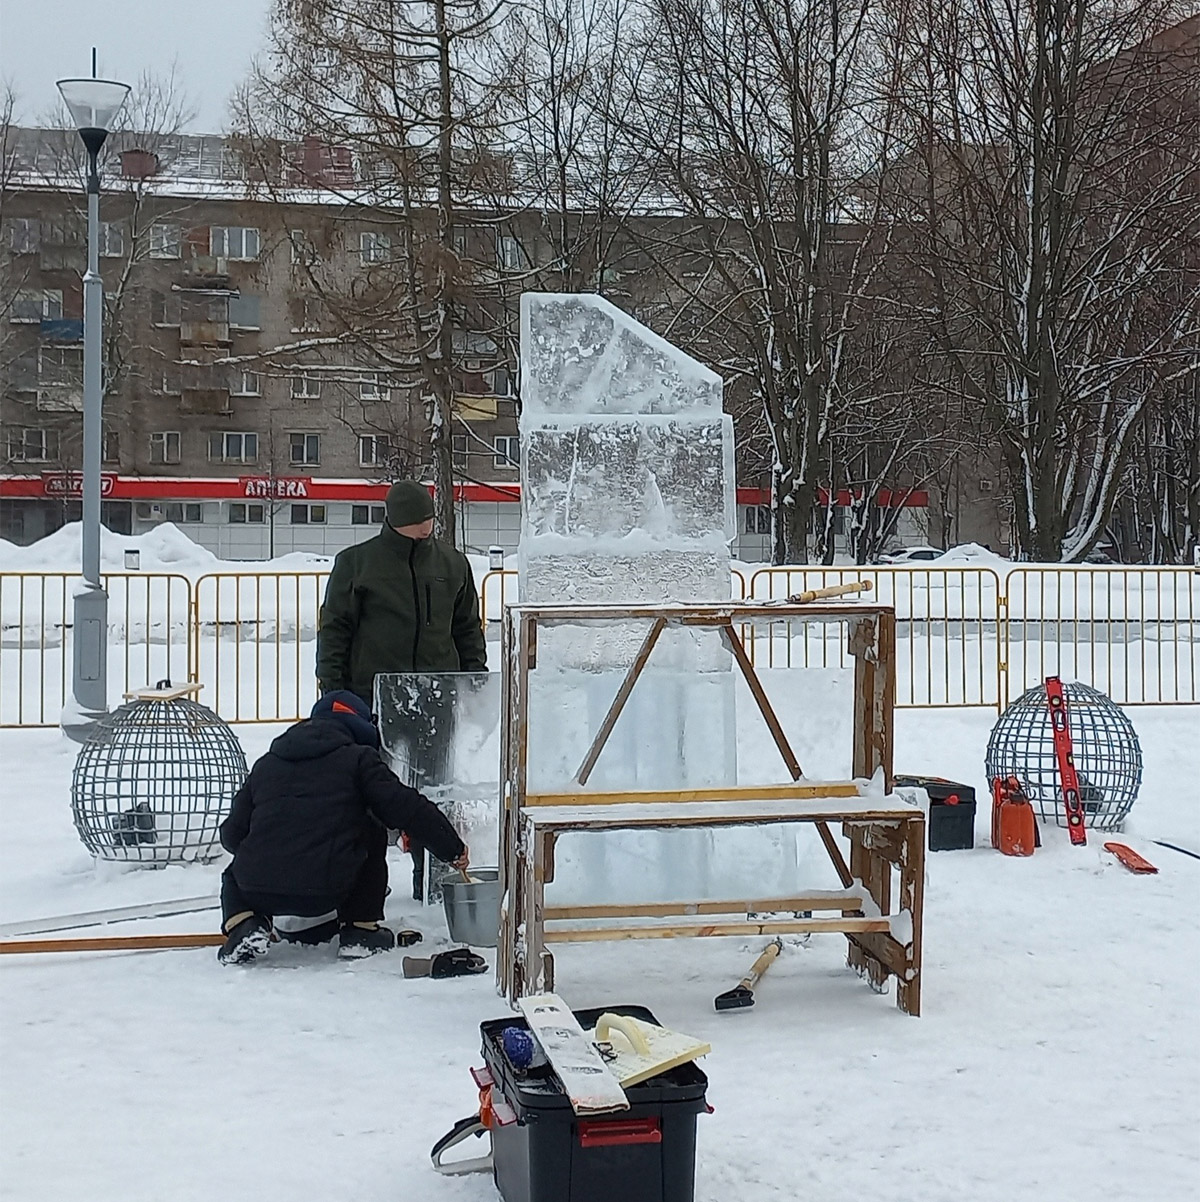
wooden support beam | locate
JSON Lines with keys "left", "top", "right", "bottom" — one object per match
{"left": 574, "top": 617, "right": 667, "bottom": 786}
{"left": 544, "top": 917, "right": 891, "bottom": 942}
{"left": 0, "top": 933, "right": 224, "bottom": 955}
{"left": 525, "top": 782, "right": 862, "bottom": 807}
{"left": 544, "top": 893, "right": 868, "bottom": 921}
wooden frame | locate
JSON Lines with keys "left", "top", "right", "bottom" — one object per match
{"left": 497, "top": 601, "right": 921, "bottom": 1015}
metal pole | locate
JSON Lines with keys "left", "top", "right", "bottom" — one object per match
{"left": 64, "top": 154, "right": 109, "bottom": 739}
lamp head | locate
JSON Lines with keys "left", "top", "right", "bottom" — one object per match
{"left": 56, "top": 78, "right": 130, "bottom": 151}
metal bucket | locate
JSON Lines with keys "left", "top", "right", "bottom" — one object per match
{"left": 441, "top": 867, "right": 500, "bottom": 947}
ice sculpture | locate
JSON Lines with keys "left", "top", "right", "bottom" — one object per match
{"left": 519, "top": 294, "right": 735, "bottom": 609}
{"left": 516, "top": 294, "right": 741, "bottom": 901}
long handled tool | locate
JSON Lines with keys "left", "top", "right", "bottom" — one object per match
{"left": 787, "top": 581, "right": 872, "bottom": 604}
{"left": 715, "top": 938, "right": 783, "bottom": 1011}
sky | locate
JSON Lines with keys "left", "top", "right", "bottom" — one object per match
{"left": 0, "top": 0, "right": 273, "bottom": 133}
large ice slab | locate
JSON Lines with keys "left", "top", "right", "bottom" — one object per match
{"left": 521, "top": 416, "right": 735, "bottom": 548}
{"left": 521, "top": 293, "right": 722, "bottom": 417}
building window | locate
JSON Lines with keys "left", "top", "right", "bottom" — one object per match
{"left": 290, "top": 503, "right": 327, "bottom": 524}
{"left": 99, "top": 221, "right": 125, "bottom": 258}
{"left": 136, "top": 502, "right": 203, "bottom": 523}
{"left": 9, "top": 218, "right": 40, "bottom": 254}
{"left": 228, "top": 502, "right": 266, "bottom": 524}
{"left": 7, "top": 427, "right": 59, "bottom": 462}
{"left": 291, "top": 374, "right": 322, "bottom": 400}
{"left": 359, "top": 372, "right": 389, "bottom": 402}
{"left": 10, "top": 289, "right": 63, "bottom": 323}
{"left": 744, "top": 506, "right": 771, "bottom": 535}
{"left": 151, "top": 291, "right": 181, "bottom": 326}
{"left": 289, "top": 432, "right": 321, "bottom": 466}
{"left": 209, "top": 431, "right": 258, "bottom": 463}
{"left": 351, "top": 504, "right": 387, "bottom": 525}
{"left": 489, "top": 365, "right": 511, "bottom": 397}
{"left": 211, "top": 226, "right": 261, "bottom": 260}
{"left": 150, "top": 431, "right": 181, "bottom": 465}
{"left": 454, "top": 330, "right": 497, "bottom": 358}
{"left": 291, "top": 295, "right": 323, "bottom": 332}
{"left": 290, "top": 229, "right": 318, "bottom": 266}
{"left": 493, "top": 435, "right": 519, "bottom": 470}
{"left": 497, "top": 234, "right": 523, "bottom": 270}
{"left": 157, "top": 369, "right": 182, "bottom": 396}
{"left": 149, "top": 223, "right": 181, "bottom": 259}
{"left": 229, "top": 370, "right": 262, "bottom": 397}
{"left": 358, "top": 434, "right": 390, "bottom": 466}
{"left": 38, "top": 345, "right": 83, "bottom": 385}
{"left": 452, "top": 434, "right": 469, "bottom": 469}
{"left": 228, "top": 294, "right": 261, "bottom": 329}
{"left": 359, "top": 231, "right": 390, "bottom": 265}
{"left": 102, "top": 431, "right": 120, "bottom": 464}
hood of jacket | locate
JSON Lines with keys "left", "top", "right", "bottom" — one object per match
{"left": 268, "top": 718, "right": 356, "bottom": 762}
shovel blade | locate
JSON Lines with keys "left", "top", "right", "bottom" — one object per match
{"left": 714, "top": 984, "right": 755, "bottom": 1011}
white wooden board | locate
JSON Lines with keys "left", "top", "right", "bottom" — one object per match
{"left": 517, "top": 993, "right": 630, "bottom": 1115}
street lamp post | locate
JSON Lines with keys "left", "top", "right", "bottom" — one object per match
{"left": 56, "top": 75, "right": 130, "bottom": 741}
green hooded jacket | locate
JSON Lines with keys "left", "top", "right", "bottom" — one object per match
{"left": 316, "top": 525, "right": 487, "bottom": 701}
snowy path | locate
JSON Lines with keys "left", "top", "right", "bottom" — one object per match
{"left": 2, "top": 713, "right": 1198, "bottom": 1202}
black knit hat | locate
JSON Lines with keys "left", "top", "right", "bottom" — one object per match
{"left": 386, "top": 480, "right": 434, "bottom": 528}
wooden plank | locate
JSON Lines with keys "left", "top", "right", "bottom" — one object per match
{"left": 545, "top": 894, "right": 867, "bottom": 921}
{"left": 526, "top": 782, "right": 862, "bottom": 807}
{"left": 514, "top": 602, "right": 891, "bottom": 623}
{"left": 844, "top": 930, "right": 908, "bottom": 978}
{"left": 0, "top": 933, "right": 224, "bottom": 955}
{"left": 575, "top": 618, "right": 667, "bottom": 786}
{"left": 525, "top": 803, "right": 925, "bottom": 832}
{"left": 544, "top": 917, "right": 891, "bottom": 942}
{"left": 122, "top": 681, "right": 203, "bottom": 702}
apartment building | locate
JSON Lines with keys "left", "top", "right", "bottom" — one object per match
{"left": 0, "top": 129, "right": 925, "bottom": 561}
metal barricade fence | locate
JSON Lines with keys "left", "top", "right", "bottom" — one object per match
{"left": 746, "top": 566, "right": 1005, "bottom": 708}
{"left": 0, "top": 572, "right": 192, "bottom": 728}
{"left": 1003, "top": 567, "right": 1198, "bottom": 707}
{"left": 191, "top": 572, "right": 330, "bottom": 723}
{"left": 2, "top": 565, "right": 1195, "bottom": 726}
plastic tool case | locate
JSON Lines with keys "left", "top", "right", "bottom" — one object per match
{"left": 480, "top": 1004, "right": 709, "bottom": 1202}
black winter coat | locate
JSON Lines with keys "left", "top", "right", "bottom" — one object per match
{"left": 219, "top": 719, "right": 465, "bottom": 900}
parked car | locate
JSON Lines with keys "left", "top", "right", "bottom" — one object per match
{"left": 876, "top": 545, "right": 945, "bottom": 565}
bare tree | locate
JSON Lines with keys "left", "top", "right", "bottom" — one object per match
{"left": 889, "top": 0, "right": 1200, "bottom": 561}
{"left": 618, "top": 0, "right": 917, "bottom": 563}
{"left": 238, "top": 0, "right": 514, "bottom": 543}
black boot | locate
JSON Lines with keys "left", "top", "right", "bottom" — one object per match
{"left": 217, "top": 914, "right": 272, "bottom": 965}
{"left": 337, "top": 922, "right": 397, "bottom": 959}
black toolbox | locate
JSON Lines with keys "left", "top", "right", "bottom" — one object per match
{"left": 480, "top": 1004, "right": 709, "bottom": 1202}
{"left": 894, "top": 775, "right": 977, "bottom": 851}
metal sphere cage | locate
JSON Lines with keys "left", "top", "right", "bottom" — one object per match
{"left": 985, "top": 681, "right": 1143, "bottom": 831}
{"left": 71, "top": 696, "right": 248, "bottom": 864}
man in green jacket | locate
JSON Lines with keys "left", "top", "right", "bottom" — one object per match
{"left": 316, "top": 480, "right": 488, "bottom": 899}
{"left": 316, "top": 480, "right": 487, "bottom": 699}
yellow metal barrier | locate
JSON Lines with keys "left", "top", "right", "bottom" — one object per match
{"left": 0, "top": 572, "right": 192, "bottom": 728}
{"left": 2, "top": 564, "right": 1195, "bottom": 727}
{"left": 191, "top": 571, "right": 330, "bottom": 724}
{"left": 746, "top": 566, "right": 1006, "bottom": 708}
{"left": 1003, "top": 566, "right": 1198, "bottom": 707}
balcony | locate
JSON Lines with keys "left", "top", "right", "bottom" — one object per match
{"left": 40, "top": 318, "right": 84, "bottom": 343}
{"left": 180, "top": 320, "right": 232, "bottom": 346}
{"left": 36, "top": 385, "right": 84, "bottom": 413}
{"left": 180, "top": 388, "right": 232, "bottom": 416}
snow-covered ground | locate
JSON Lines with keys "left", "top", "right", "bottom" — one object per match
{"left": 2, "top": 707, "right": 1197, "bottom": 1202}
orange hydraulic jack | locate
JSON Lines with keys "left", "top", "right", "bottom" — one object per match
{"left": 991, "top": 775, "right": 1037, "bottom": 856}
